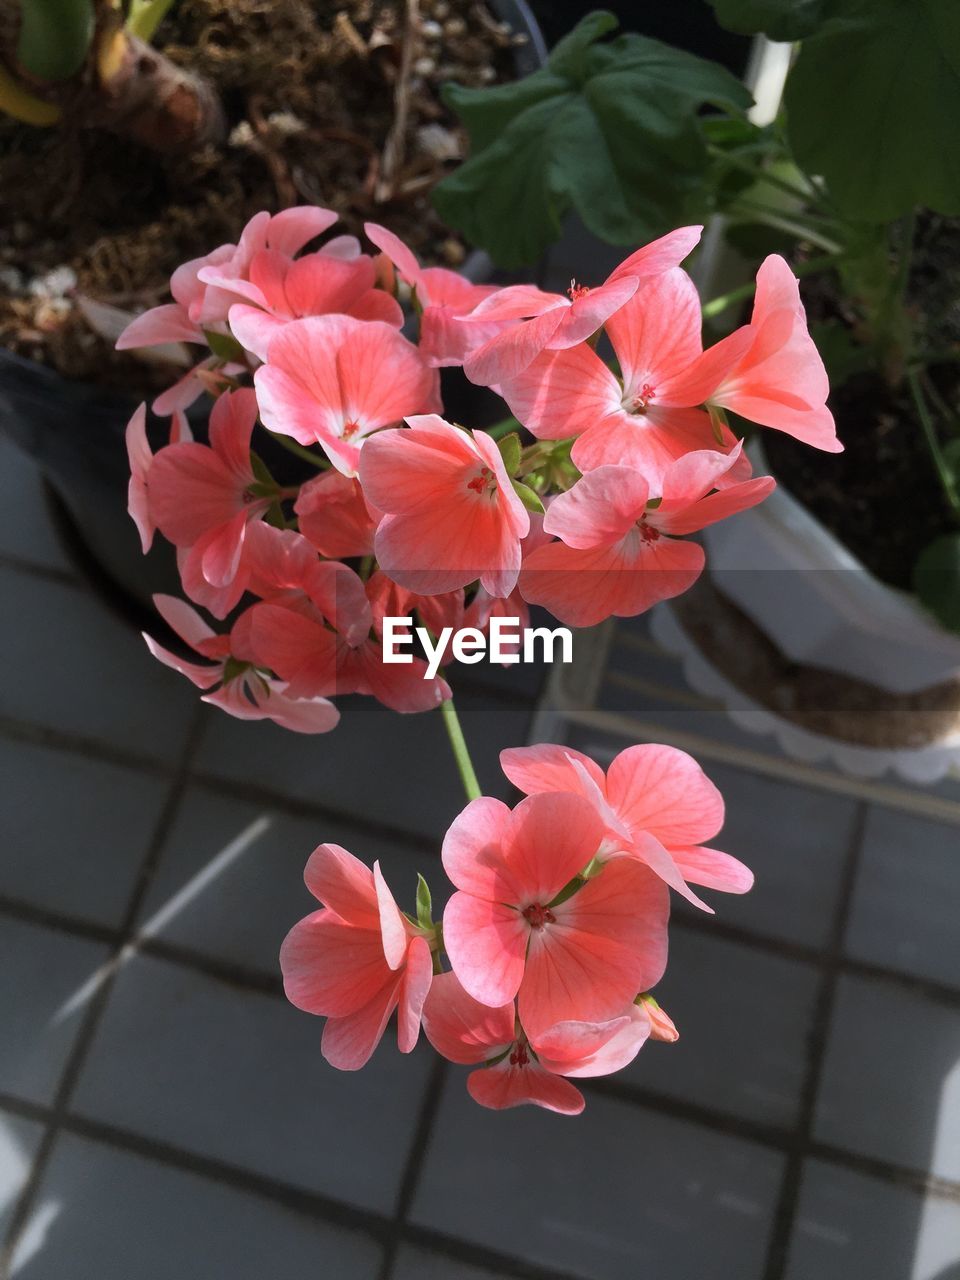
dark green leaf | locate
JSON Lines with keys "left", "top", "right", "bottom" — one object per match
{"left": 913, "top": 532, "right": 960, "bottom": 633}
{"left": 415, "top": 874, "right": 433, "bottom": 930}
{"left": 17, "top": 0, "right": 94, "bottom": 81}
{"left": 497, "top": 431, "right": 521, "bottom": 476}
{"left": 786, "top": 0, "right": 960, "bottom": 222}
{"left": 707, "top": 0, "right": 829, "bottom": 41}
{"left": 512, "top": 480, "right": 546, "bottom": 514}
{"left": 434, "top": 12, "right": 753, "bottom": 266}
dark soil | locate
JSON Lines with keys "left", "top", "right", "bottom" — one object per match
{"left": 0, "top": 0, "right": 525, "bottom": 386}
{"left": 765, "top": 216, "right": 960, "bottom": 592}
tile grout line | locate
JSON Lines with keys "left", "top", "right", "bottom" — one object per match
{"left": 377, "top": 1056, "right": 449, "bottom": 1280}
{"left": 6, "top": 890, "right": 960, "bottom": 1014}
{"left": 760, "top": 799, "right": 870, "bottom": 1280}
{"left": 0, "top": 706, "right": 208, "bottom": 1279}
{"left": 0, "top": 1097, "right": 587, "bottom": 1280}
{"left": 0, "top": 550, "right": 78, "bottom": 587}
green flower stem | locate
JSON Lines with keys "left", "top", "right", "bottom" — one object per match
{"left": 909, "top": 371, "right": 960, "bottom": 519}
{"left": 125, "top": 0, "right": 177, "bottom": 42}
{"left": 266, "top": 432, "right": 330, "bottom": 469}
{"left": 702, "top": 252, "right": 842, "bottom": 319}
{"left": 440, "top": 695, "right": 482, "bottom": 802}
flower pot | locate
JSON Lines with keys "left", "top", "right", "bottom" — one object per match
{"left": 649, "top": 442, "right": 960, "bottom": 783}
{"left": 0, "top": 0, "right": 546, "bottom": 630}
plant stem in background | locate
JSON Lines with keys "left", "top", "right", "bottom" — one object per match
{"left": 486, "top": 415, "right": 523, "bottom": 440}
{"left": 909, "top": 371, "right": 960, "bottom": 518}
{"left": 703, "top": 252, "right": 843, "bottom": 319}
{"left": 440, "top": 695, "right": 482, "bottom": 802}
{"left": 266, "top": 432, "right": 330, "bottom": 469}
{"left": 125, "top": 0, "right": 177, "bottom": 42}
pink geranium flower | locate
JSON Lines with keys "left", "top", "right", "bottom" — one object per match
{"left": 124, "top": 403, "right": 191, "bottom": 553}
{"left": 239, "top": 571, "right": 451, "bottom": 713}
{"left": 281, "top": 844, "right": 433, "bottom": 1070}
{"left": 500, "top": 267, "right": 744, "bottom": 487}
{"left": 364, "top": 222, "right": 501, "bottom": 366}
{"left": 117, "top": 207, "right": 337, "bottom": 412}
{"left": 500, "top": 743, "right": 753, "bottom": 912}
{"left": 421, "top": 972, "right": 652, "bottom": 1114}
{"left": 145, "top": 594, "right": 339, "bottom": 734}
{"left": 358, "top": 414, "right": 530, "bottom": 596}
{"left": 460, "top": 227, "right": 703, "bottom": 386}
{"left": 146, "top": 388, "right": 266, "bottom": 590}
{"left": 668, "top": 254, "right": 841, "bottom": 452}
{"left": 294, "top": 470, "right": 381, "bottom": 559}
{"left": 441, "top": 792, "right": 669, "bottom": 1035}
{"left": 254, "top": 315, "right": 438, "bottom": 475}
{"left": 222, "top": 245, "right": 403, "bottom": 362}
{"left": 519, "top": 445, "right": 775, "bottom": 627}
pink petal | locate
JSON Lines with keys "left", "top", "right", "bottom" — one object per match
{"left": 606, "top": 226, "right": 703, "bottom": 283}
{"left": 363, "top": 221, "right": 423, "bottom": 288}
{"left": 467, "top": 1058, "right": 584, "bottom": 1114}
{"left": 519, "top": 534, "right": 704, "bottom": 628}
{"left": 506, "top": 791, "right": 607, "bottom": 904}
{"left": 280, "top": 910, "right": 391, "bottom": 1017}
{"left": 549, "top": 275, "right": 639, "bottom": 349}
{"left": 421, "top": 971, "right": 515, "bottom": 1064}
{"left": 535, "top": 1005, "right": 651, "bottom": 1078}
{"left": 570, "top": 405, "right": 722, "bottom": 489}
{"left": 374, "top": 861, "right": 410, "bottom": 970}
{"left": 396, "top": 935, "right": 433, "bottom": 1054}
{"left": 463, "top": 307, "right": 568, "bottom": 386}
{"left": 197, "top": 510, "right": 249, "bottom": 589}
{"left": 125, "top": 403, "right": 154, "bottom": 553}
{"left": 142, "top": 634, "right": 220, "bottom": 690}
{"left": 499, "top": 744, "right": 606, "bottom": 797}
{"left": 441, "top": 796, "right": 516, "bottom": 898}
{"left": 442, "top": 892, "right": 528, "bottom": 1008}
{"left": 228, "top": 304, "right": 284, "bottom": 362}
{"left": 606, "top": 269, "right": 703, "bottom": 392}
{"left": 606, "top": 744, "right": 724, "bottom": 846}
{"left": 671, "top": 845, "right": 754, "bottom": 894}
{"left": 543, "top": 466, "right": 650, "bottom": 548}
{"left": 501, "top": 343, "right": 621, "bottom": 442}
{"left": 152, "top": 364, "right": 208, "bottom": 416}
{"left": 152, "top": 592, "right": 217, "bottom": 651}
{"left": 116, "top": 303, "right": 203, "bottom": 350}
{"left": 256, "top": 688, "right": 340, "bottom": 735}
{"left": 302, "top": 842, "right": 380, "bottom": 926}
{"left": 265, "top": 205, "right": 339, "bottom": 255}
{"left": 148, "top": 444, "right": 245, "bottom": 548}
{"left": 321, "top": 974, "right": 402, "bottom": 1070}
{"left": 519, "top": 860, "right": 669, "bottom": 1035}
{"left": 463, "top": 284, "right": 565, "bottom": 323}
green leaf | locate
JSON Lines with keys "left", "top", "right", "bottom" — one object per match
{"left": 16, "top": 0, "right": 95, "bottom": 81}
{"left": 913, "top": 533, "right": 960, "bottom": 634}
{"left": 512, "top": 480, "right": 546, "bottom": 514}
{"left": 204, "top": 328, "right": 246, "bottom": 363}
{"left": 434, "top": 12, "right": 753, "bottom": 267}
{"left": 415, "top": 874, "right": 433, "bottom": 930}
{"left": 497, "top": 431, "right": 521, "bottom": 476}
{"left": 708, "top": 0, "right": 829, "bottom": 41}
{"left": 785, "top": 0, "right": 960, "bottom": 223}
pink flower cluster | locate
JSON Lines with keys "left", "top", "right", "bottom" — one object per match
{"left": 117, "top": 207, "right": 838, "bottom": 1112}
{"left": 120, "top": 206, "right": 838, "bottom": 733}
{"left": 281, "top": 742, "right": 750, "bottom": 1114}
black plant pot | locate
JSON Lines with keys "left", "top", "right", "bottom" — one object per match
{"left": 0, "top": 0, "right": 546, "bottom": 630}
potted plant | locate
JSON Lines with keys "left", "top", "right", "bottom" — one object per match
{"left": 431, "top": 5, "right": 960, "bottom": 780}
{"left": 0, "top": 0, "right": 545, "bottom": 620}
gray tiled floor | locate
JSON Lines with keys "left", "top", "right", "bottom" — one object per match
{"left": 71, "top": 954, "right": 435, "bottom": 1213}
{"left": 847, "top": 806, "right": 960, "bottom": 988}
{"left": 9, "top": 1135, "right": 384, "bottom": 1280}
{"left": 136, "top": 785, "right": 438, "bottom": 973}
{"left": 0, "top": 565, "right": 196, "bottom": 763}
{"left": 814, "top": 975, "right": 960, "bottom": 1183}
{"left": 786, "top": 1160, "right": 960, "bottom": 1280}
{"left": 0, "top": 918, "right": 109, "bottom": 1106}
{"left": 0, "top": 737, "right": 167, "bottom": 927}
{"left": 0, "top": 1114, "right": 42, "bottom": 1239}
{"left": 2, "top": 440, "right": 960, "bottom": 1280}
{"left": 622, "top": 931, "right": 820, "bottom": 1129}
{"left": 412, "top": 1080, "right": 784, "bottom": 1280}
{"left": 0, "top": 436, "right": 72, "bottom": 575}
